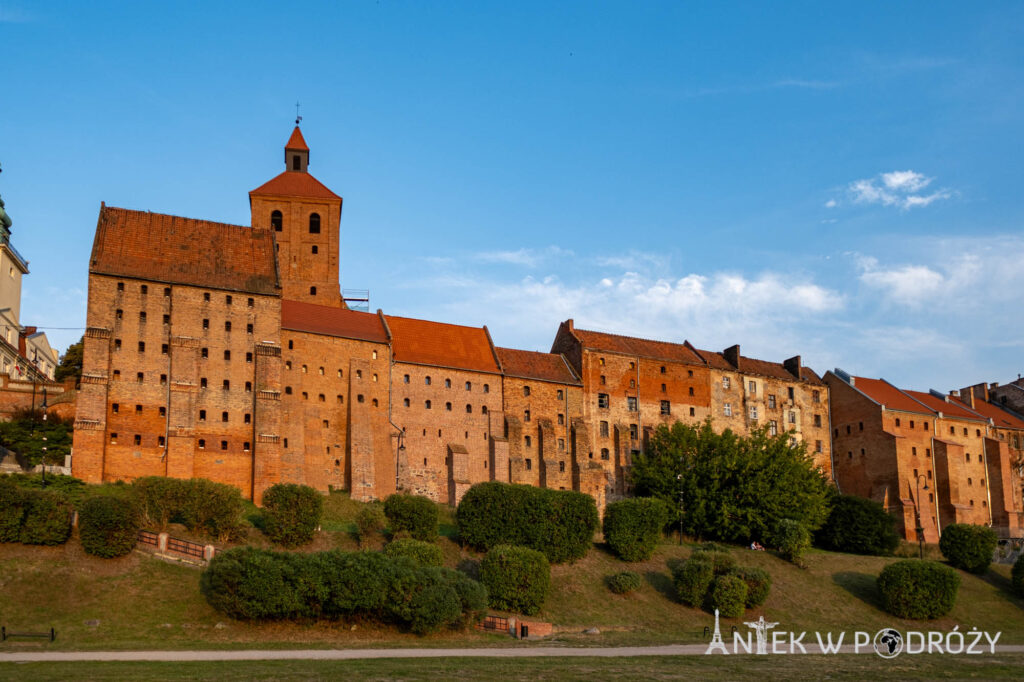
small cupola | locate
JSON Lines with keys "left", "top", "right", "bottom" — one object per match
{"left": 285, "top": 126, "right": 310, "bottom": 172}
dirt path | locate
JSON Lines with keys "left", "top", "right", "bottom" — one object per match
{"left": 3, "top": 644, "right": 1024, "bottom": 662}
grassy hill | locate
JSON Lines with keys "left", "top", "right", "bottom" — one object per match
{"left": 0, "top": 490, "right": 1022, "bottom": 651}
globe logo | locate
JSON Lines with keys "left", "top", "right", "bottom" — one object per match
{"left": 873, "top": 628, "right": 904, "bottom": 658}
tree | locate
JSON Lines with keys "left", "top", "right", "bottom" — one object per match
{"left": 629, "top": 420, "right": 831, "bottom": 544}
{"left": 54, "top": 335, "right": 84, "bottom": 384}
{"left": 0, "top": 409, "right": 72, "bottom": 468}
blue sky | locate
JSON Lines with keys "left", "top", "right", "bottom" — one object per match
{"left": 2, "top": 1, "right": 1022, "bottom": 391}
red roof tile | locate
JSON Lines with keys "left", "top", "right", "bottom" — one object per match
{"left": 89, "top": 206, "right": 278, "bottom": 295}
{"left": 692, "top": 348, "right": 733, "bottom": 371}
{"left": 904, "top": 390, "right": 988, "bottom": 423}
{"left": 950, "top": 396, "right": 1024, "bottom": 430}
{"left": 282, "top": 300, "right": 388, "bottom": 344}
{"left": 250, "top": 171, "right": 341, "bottom": 200}
{"left": 386, "top": 315, "right": 500, "bottom": 374}
{"left": 286, "top": 126, "right": 309, "bottom": 151}
{"left": 573, "top": 328, "right": 704, "bottom": 365}
{"left": 852, "top": 377, "right": 937, "bottom": 415}
{"left": 496, "top": 347, "right": 580, "bottom": 385}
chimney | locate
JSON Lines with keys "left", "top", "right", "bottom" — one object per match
{"left": 723, "top": 344, "right": 740, "bottom": 369}
{"left": 566, "top": 318, "right": 574, "bottom": 331}
{"left": 783, "top": 355, "right": 802, "bottom": 380}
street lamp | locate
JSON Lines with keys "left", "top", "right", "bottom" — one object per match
{"left": 40, "top": 388, "right": 49, "bottom": 487}
{"left": 913, "top": 474, "right": 930, "bottom": 559}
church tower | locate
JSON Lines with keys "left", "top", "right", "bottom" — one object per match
{"left": 250, "top": 126, "right": 344, "bottom": 307}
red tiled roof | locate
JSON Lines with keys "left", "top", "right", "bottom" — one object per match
{"left": 282, "top": 300, "right": 388, "bottom": 344}
{"left": 385, "top": 315, "right": 500, "bottom": 374}
{"left": 286, "top": 126, "right": 309, "bottom": 151}
{"left": 951, "top": 396, "right": 1024, "bottom": 430}
{"left": 692, "top": 348, "right": 733, "bottom": 371}
{"left": 905, "top": 390, "right": 987, "bottom": 423}
{"left": 574, "top": 328, "right": 704, "bottom": 365}
{"left": 852, "top": 377, "right": 936, "bottom": 415}
{"left": 496, "top": 347, "right": 580, "bottom": 385}
{"left": 89, "top": 206, "right": 278, "bottom": 295}
{"left": 250, "top": 171, "right": 340, "bottom": 200}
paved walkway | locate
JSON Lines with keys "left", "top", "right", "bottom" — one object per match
{"left": 2, "top": 644, "right": 1023, "bottom": 662}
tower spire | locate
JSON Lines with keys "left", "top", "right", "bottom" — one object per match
{"left": 284, "top": 125, "right": 310, "bottom": 172}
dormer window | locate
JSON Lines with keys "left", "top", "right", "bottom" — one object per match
{"left": 271, "top": 210, "right": 282, "bottom": 232}
{"left": 309, "top": 213, "right": 321, "bottom": 234}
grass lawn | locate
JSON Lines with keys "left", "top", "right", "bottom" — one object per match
{"left": 2, "top": 654, "right": 1024, "bottom": 681}
{"left": 1, "top": 489, "right": 1022, "bottom": 652}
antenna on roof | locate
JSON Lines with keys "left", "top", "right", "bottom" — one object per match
{"left": 295, "top": 101, "right": 302, "bottom": 126}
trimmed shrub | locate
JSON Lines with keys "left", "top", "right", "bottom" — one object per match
{"left": 877, "top": 560, "right": 960, "bottom": 619}
{"left": 457, "top": 482, "right": 599, "bottom": 563}
{"left": 200, "top": 547, "right": 310, "bottom": 620}
{"left": 201, "top": 548, "right": 485, "bottom": 634}
{"left": 939, "top": 523, "right": 998, "bottom": 574}
{"left": 816, "top": 494, "right": 900, "bottom": 556}
{"left": 606, "top": 571, "right": 643, "bottom": 595}
{"left": 384, "top": 494, "right": 439, "bottom": 542}
{"left": 673, "top": 555, "right": 715, "bottom": 607}
{"left": 1011, "top": 554, "right": 1024, "bottom": 597}
{"left": 385, "top": 538, "right": 444, "bottom": 567}
{"left": 19, "top": 490, "right": 72, "bottom": 545}
{"left": 708, "top": 574, "right": 748, "bottom": 618}
{"left": 355, "top": 503, "right": 387, "bottom": 544}
{"left": 0, "top": 479, "right": 28, "bottom": 543}
{"left": 731, "top": 567, "right": 771, "bottom": 607}
{"left": 771, "top": 519, "right": 811, "bottom": 564}
{"left": 79, "top": 495, "right": 140, "bottom": 558}
{"left": 261, "top": 483, "right": 323, "bottom": 548}
{"left": 480, "top": 545, "right": 550, "bottom": 615}
{"left": 602, "top": 497, "right": 668, "bottom": 562}
{"left": 692, "top": 548, "right": 737, "bottom": 575}
{"left": 131, "top": 476, "right": 245, "bottom": 540}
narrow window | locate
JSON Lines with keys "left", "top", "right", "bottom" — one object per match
{"left": 404, "top": 398, "right": 410, "bottom": 407}
{"left": 627, "top": 397, "right": 638, "bottom": 412}
{"left": 661, "top": 400, "right": 671, "bottom": 415}
{"left": 312, "top": 245, "right": 318, "bottom": 254}
{"left": 425, "top": 400, "right": 432, "bottom": 409}
{"left": 598, "top": 393, "right": 609, "bottom": 408}
{"left": 248, "top": 297, "right": 254, "bottom": 307}
{"left": 114, "top": 338, "right": 122, "bottom": 350}
{"left": 483, "top": 384, "right": 490, "bottom": 393}
{"left": 523, "top": 385, "right": 530, "bottom": 397}
{"left": 163, "top": 314, "right": 170, "bottom": 324}
{"left": 202, "top": 347, "right": 209, "bottom": 359}
{"left": 140, "top": 284, "right": 148, "bottom": 294}
{"left": 112, "top": 403, "right": 120, "bottom": 414}
{"left": 139, "top": 311, "right": 147, "bottom": 322}
{"left": 203, "top": 292, "right": 211, "bottom": 302}
{"left": 404, "top": 374, "right": 410, "bottom": 383}
{"left": 161, "top": 343, "right": 168, "bottom": 355}
{"left": 198, "top": 439, "right": 205, "bottom": 449}
{"left": 220, "top": 441, "right": 227, "bottom": 451}
{"left": 446, "top": 402, "right": 453, "bottom": 411}
{"left": 110, "top": 433, "right": 118, "bottom": 444}
{"left": 245, "top": 381, "right": 252, "bottom": 392}
{"left": 466, "top": 404, "right": 472, "bottom": 414}
{"left": 225, "top": 321, "right": 231, "bottom": 332}
{"left": 221, "top": 411, "right": 228, "bottom": 423}
{"left": 200, "top": 377, "right": 207, "bottom": 388}
{"left": 223, "top": 380, "right": 230, "bottom": 390}
{"left": 159, "top": 406, "right": 166, "bottom": 417}
{"left": 246, "top": 352, "right": 253, "bottom": 363}
{"left": 199, "top": 409, "right": 207, "bottom": 421}
{"left": 138, "top": 341, "right": 145, "bottom": 353}
{"left": 309, "top": 213, "right": 321, "bottom": 234}
{"left": 600, "top": 448, "right": 610, "bottom": 460}
{"left": 135, "top": 404, "right": 142, "bottom": 414}
{"left": 203, "top": 318, "right": 209, "bottom": 330}
{"left": 247, "top": 323, "right": 253, "bottom": 334}
{"left": 557, "top": 389, "right": 563, "bottom": 400}
{"left": 310, "top": 286, "right": 316, "bottom": 296}
{"left": 224, "top": 350, "right": 231, "bottom": 361}
{"left": 271, "top": 210, "right": 282, "bottom": 231}
{"left": 158, "top": 436, "right": 166, "bottom": 447}
{"left": 689, "top": 407, "right": 695, "bottom": 417}
{"left": 136, "top": 372, "right": 144, "bottom": 383}
{"left": 134, "top": 434, "right": 141, "bottom": 445}
{"left": 243, "top": 442, "right": 250, "bottom": 452}
{"left": 723, "top": 376, "right": 731, "bottom": 389}
{"left": 445, "top": 378, "right": 452, "bottom": 388}
{"left": 117, "top": 282, "right": 124, "bottom": 291}
{"left": 600, "top": 421, "right": 609, "bottom": 437}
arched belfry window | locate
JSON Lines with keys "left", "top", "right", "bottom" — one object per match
{"left": 270, "top": 210, "right": 282, "bottom": 232}
{"left": 309, "top": 213, "right": 321, "bottom": 234}
{"left": 292, "top": 155, "right": 301, "bottom": 171}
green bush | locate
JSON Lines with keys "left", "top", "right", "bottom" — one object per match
{"left": 771, "top": 519, "right": 811, "bottom": 564}
{"left": 384, "top": 494, "right": 439, "bottom": 542}
{"left": 692, "top": 548, "right": 737, "bottom": 575}
{"left": 602, "top": 497, "right": 668, "bottom": 562}
{"left": 131, "top": 476, "right": 245, "bottom": 540}
{"left": 19, "top": 489, "right": 72, "bottom": 545}
{"left": 385, "top": 538, "right": 444, "bottom": 567}
{"left": 79, "top": 495, "right": 140, "bottom": 558}
{"left": 731, "top": 567, "right": 771, "bottom": 607}
{"left": 939, "top": 523, "right": 998, "bottom": 574}
{"left": 479, "top": 545, "right": 550, "bottom": 615}
{"left": 261, "top": 483, "right": 323, "bottom": 548}
{"left": 606, "top": 571, "right": 643, "bottom": 595}
{"left": 355, "top": 503, "right": 387, "bottom": 544}
{"left": 457, "top": 482, "right": 598, "bottom": 563}
{"left": 816, "top": 494, "right": 900, "bottom": 556}
{"left": 673, "top": 555, "right": 715, "bottom": 607}
{"left": 2, "top": 473, "right": 88, "bottom": 505}
{"left": 1011, "top": 554, "right": 1024, "bottom": 597}
{"left": 201, "top": 548, "right": 485, "bottom": 634}
{"left": 877, "top": 560, "right": 960, "bottom": 619}
{"left": 0, "top": 479, "right": 28, "bottom": 542}
{"left": 708, "top": 574, "right": 748, "bottom": 618}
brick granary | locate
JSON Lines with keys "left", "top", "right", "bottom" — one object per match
{"left": 72, "top": 126, "right": 842, "bottom": 511}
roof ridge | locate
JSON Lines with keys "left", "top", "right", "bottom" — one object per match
{"left": 101, "top": 205, "right": 251, "bottom": 231}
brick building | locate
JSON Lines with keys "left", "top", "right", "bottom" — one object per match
{"left": 825, "top": 370, "right": 1023, "bottom": 541}
{"left": 72, "top": 126, "right": 833, "bottom": 510}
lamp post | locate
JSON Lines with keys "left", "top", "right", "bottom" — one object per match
{"left": 394, "top": 428, "right": 406, "bottom": 492}
{"left": 914, "top": 474, "right": 930, "bottom": 559}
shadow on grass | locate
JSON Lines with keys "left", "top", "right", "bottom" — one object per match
{"left": 977, "top": 568, "right": 1024, "bottom": 605}
{"left": 457, "top": 558, "right": 481, "bottom": 581}
{"left": 832, "top": 571, "right": 884, "bottom": 609}
{"left": 645, "top": 570, "right": 677, "bottom": 602}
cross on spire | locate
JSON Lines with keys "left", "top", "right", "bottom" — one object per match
{"left": 295, "top": 101, "right": 302, "bottom": 126}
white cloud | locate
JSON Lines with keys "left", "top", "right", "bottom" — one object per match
{"left": 843, "top": 170, "right": 952, "bottom": 210}
{"left": 473, "top": 246, "right": 573, "bottom": 267}
{"left": 858, "top": 258, "right": 945, "bottom": 305}
{"left": 824, "top": 199, "right": 837, "bottom": 208}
